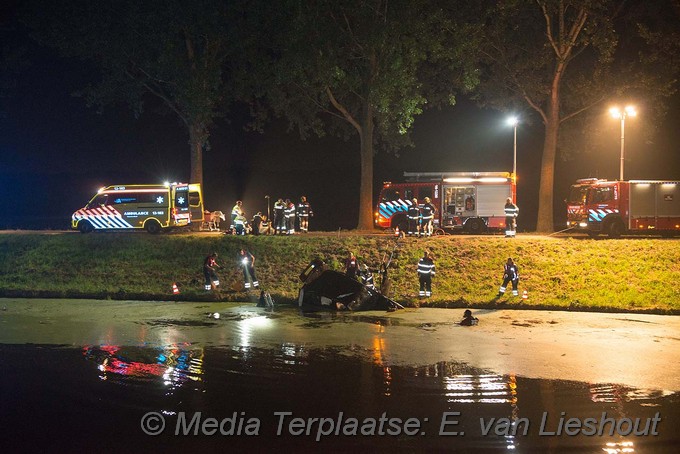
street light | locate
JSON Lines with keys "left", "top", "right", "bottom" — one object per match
{"left": 507, "top": 116, "right": 518, "bottom": 180}
{"left": 609, "top": 105, "right": 636, "bottom": 181}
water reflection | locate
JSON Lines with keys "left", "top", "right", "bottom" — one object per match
{"left": 1, "top": 343, "right": 677, "bottom": 452}
{"left": 82, "top": 344, "right": 204, "bottom": 390}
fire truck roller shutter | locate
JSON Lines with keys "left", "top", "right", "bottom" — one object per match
{"left": 476, "top": 185, "right": 512, "bottom": 217}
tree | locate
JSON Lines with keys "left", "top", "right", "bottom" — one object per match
{"left": 22, "top": 0, "right": 236, "bottom": 187}
{"left": 475, "top": 0, "right": 678, "bottom": 232}
{"left": 246, "top": 0, "right": 478, "bottom": 230}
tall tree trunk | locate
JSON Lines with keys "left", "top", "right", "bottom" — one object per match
{"left": 536, "top": 91, "right": 560, "bottom": 233}
{"left": 357, "top": 105, "right": 375, "bottom": 230}
{"left": 189, "top": 122, "right": 205, "bottom": 187}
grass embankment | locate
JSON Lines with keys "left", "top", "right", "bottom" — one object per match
{"left": 0, "top": 233, "right": 678, "bottom": 313}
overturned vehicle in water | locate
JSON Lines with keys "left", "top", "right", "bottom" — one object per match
{"left": 297, "top": 259, "right": 401, "bottom": 311}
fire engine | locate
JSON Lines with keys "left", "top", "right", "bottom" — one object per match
{"left": 72, "top": 182, "right": 204, "bottom": 234}
{"left": 566, "top": 178, "right": 680, "bottom": 238}
{"left": 375, "top": 172, "right": 515, "bottom": 234}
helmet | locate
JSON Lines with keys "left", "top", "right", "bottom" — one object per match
{"left": 424, "top": 197, "right": 431, "bottom": 203}
{"left": 412, "top": 198, "right": 418, "bottom": 204}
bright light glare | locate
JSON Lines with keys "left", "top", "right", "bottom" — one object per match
{"left": 444, "top": 177, "right": 509, "bottom": 184}
{"left": 610, "top": 105, "right": 636, "bottom": 119}
{"left": 507, "top": 116, "right": 518, "bottom": 126}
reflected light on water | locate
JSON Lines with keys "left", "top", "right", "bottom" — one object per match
{"left": 82, "top": 344, "right": 204, "bottom": 389}
{"left": 443, "top": 373, "right": 517, "bottom": 404}
{"left": 603, "top": 440, "right": 635, "bottom": 453}
{"left": 238, "top": 315, "right": 273, "bottom": 348}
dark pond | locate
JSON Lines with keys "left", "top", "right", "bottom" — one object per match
{"left": 1, "top": 342, "right": 677, "bottom": 453}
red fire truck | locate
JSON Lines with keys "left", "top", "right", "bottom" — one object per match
{"left": 566, "top": 178, "right": 680, "bottom": 238}
{"left": 375, "top": 172, "right": 515, "bottom": 234}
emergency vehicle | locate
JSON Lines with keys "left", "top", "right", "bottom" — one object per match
{"left": 375, "top": 172, "right": 515, "bottom": 234}
{"left": 566, "top": 178, "right": 680, "bottom": 238}
{"left": 71, "top": 182, "right": 203, "bottom": 234}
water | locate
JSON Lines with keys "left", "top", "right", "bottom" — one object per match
{"left": 0, "top": 299, "right": 678, "bottom": 452}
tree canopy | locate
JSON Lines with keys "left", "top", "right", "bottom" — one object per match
{"left": 22, "top": 0, "right": 239, "bottom": 187}
{"left": 475, "top": 0, "right": 678, "bottom": 232}
{"left": 244, "top": 0, "right": 479, "bottom": 230}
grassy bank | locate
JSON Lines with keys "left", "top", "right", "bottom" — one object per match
{"left": 1, "top": 233, "right": 679, "bottom": 314}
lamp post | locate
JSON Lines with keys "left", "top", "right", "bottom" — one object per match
{"left": 609, "top": 106, "right": 636, "bottom": 181}
{"left": 507, "top": 116, "right": 518, "bottom": 179}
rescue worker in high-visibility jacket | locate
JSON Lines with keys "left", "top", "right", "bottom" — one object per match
{"left": 234, "top": 213, "right": 247, "bottom": 235}
{"left": 358, "top": 264, "right": 375, "bottom": 290}
{"left": 420, "top": 197, "right": 436, "bottom": 237}
{"left": 284, "top": 199, "right": 296, "bottom": 235}
{"left": 231, "top": 201, "right": 244, "bottom": 230}
{"left": 238, "top": 248, "right": 259, "bottom": 290}
{"left": 498, "top": 257, "right": 520, "bottom": 297}
{"left": 417, "top": 251, "right": 435, "bottom": 298}
{"left": 407, "top": 198, "right": 420, "bottom": 237}
{"left": 504, "top": 197, "right": 519, "bottom": 237}
{"left": 273, "top": 198, "right": 286, "bottom": 234}
{"left": 297, "top": 196, "right": 313, "bottom": 233}
{"left": 203, "top": 252, "right": 220, "bottom": 291}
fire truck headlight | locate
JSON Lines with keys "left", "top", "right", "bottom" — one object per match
{"left": 579, "top": 222, "right": 588, "bottom": 228}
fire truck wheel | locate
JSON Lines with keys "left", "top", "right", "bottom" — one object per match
{"left": 607, "top": 219, "right": 624, "bottom": 239}
{"left": 433, "top": 228, "right": 446, "bottom": 236}
{"left": 465, "top": 218, "right": 485, "bottom": 234}
{"left": 145, "top": 220, "right": 162, "bottom": 234}
{"left": 78, "top": 220, "right": 93, "bottom": 234}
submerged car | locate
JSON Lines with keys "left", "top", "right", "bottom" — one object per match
{"left": 297, "top": 259, "right": 401, "bottom": 311}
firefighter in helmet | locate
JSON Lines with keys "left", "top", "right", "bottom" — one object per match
{"left": 297, "top": 196, "right": 313, "bottom": 233}
{"left": 284, "top": 199, "right": 296, "bottom": 235}
{"left": 504, "top": 197, "right": 519, "bottom": 237}
{"left": 238, "top": 248, "right": 259, "bottom": 290}
{"left": 421, "top": 197, "right": 436, "bottom": 237}
{"left": 203, "top": 252, "right": 220, "bottom": 291}
{"left": 407, "top": 198, "right": 420, "bottom": 237}
{"left": 417, "top": 251, "right": 435, "bottom": 298}
{"left": 358, "top": 264, "right": 375, "bottom": 290}
{"left": 273, "top": 198, "right": 286, "bottom": 234}
{"left": 498, "top": 257, "right": 520, "bottom": 297}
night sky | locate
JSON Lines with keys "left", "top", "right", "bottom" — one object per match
{"left": 1, "top": 7, "right": 679, "bottom": 231}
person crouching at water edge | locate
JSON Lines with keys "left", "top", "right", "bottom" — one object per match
{"left": 203, "top": 252, "right": 220, "bottom": 291}
{"left": 498, "top": 257, "right": 520, "bottom": 297}
{"left": 417, "top": 251, "right": 435, "bottom": 298}
{"left": 239, "top": 248, "right": 259, "bottom": 290}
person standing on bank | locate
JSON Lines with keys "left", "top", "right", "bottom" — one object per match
{"left": 504, "top": 197, "right": 519, "bottom": 237}
{"left": 407, "top": 198, "right": 420, "bottom": 237}
{"left": 239, "top": 248, "right": 259, "bottom": 290}
{"left": 231, "top": 200, "right": 244, "bottom": 231}
{"left": 203, "top": 252, "right": 220, "bottom": 291}
{"left": 285, "top": 199, "right": 296, "bottom": 235}
{"left": 297, "top": 196, "right": 313, "bottom": 233}
{"left": 345, "top": 251, "right": 359, "bottom": 280}
{"left": 498, "top": 257, "right": 520, "bottom": 297}
{"left": 273, "top": 198, "right": 286, "bottom": 234}
{"left": 251, "top": 212, "right": 263, "bottom": 235}
{"left": 417, "top": 251, "right": 435, "bottom": 298}
{"left": 421, "top": 197, "right": 436, "bottom": 237}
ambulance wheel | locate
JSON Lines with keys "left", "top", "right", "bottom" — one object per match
{"left": 78, "top": 220, "right": 93, "bottom": 234}
{"left": 145, "top": 220, "right": 162, "bottom": 234}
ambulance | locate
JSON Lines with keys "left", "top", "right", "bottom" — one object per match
{"left": 71, "top": 182, "right": 203, "bottom": 233}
